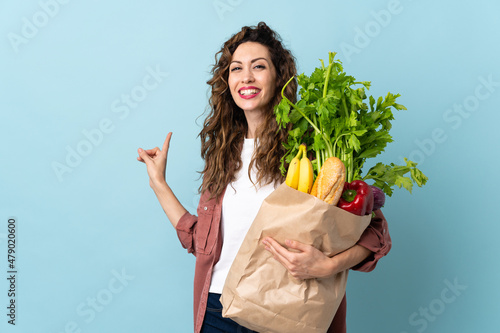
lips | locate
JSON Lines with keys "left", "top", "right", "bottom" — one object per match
{"left": 238, "top": 86, "right": 261, "bottom": 99}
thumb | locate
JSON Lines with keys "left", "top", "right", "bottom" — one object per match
{"left": 285, "top": 239, "right": 310, "bottom": 252}
{"left": 137, "top": 148, "right": 152, "bottom": 163}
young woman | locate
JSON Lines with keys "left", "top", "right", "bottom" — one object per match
{"left": 137, "top": 22, "right": 391, "bottom": 333}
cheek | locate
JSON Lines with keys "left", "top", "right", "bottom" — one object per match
{"left": 266, "top": 77, "right": 277, "bottom": 99}
{"left": 228, "top": 74, "right": 236, "bottom": 90}
{"left": 267, "top": 72, "right": 278, "bottom": 94}
{"left": 227, "top": 76, "right": 239, "bottom": 96}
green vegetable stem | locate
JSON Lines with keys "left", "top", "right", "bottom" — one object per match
{"left": 274, "top": 52, "right": 428, "bottom": 196}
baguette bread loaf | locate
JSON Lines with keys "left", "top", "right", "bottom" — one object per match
{"left": 313, "top": 157, "right": 346, "bottom": 205}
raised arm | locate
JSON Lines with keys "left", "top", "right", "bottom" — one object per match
{"left": 137, "top": 132, "right": 188, "bottom": 228}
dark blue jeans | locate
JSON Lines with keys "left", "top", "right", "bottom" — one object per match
{"left": 201, "top": 293, "right": 258, "bottom": 333}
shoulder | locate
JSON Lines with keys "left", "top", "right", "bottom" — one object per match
{"left": 199, "top": 187, "right": 225, "bottom": 207}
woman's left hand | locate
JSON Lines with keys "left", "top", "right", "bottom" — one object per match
{"left": 262, "top": 237, "right": 337, "bottom": 280}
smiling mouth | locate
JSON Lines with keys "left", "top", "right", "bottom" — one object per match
{"left": 239, "top": 88, "right": 261, "bottom": 97}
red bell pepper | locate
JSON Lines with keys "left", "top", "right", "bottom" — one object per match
{"left": 338, "top": 180, "right": 374, "bottom": 216}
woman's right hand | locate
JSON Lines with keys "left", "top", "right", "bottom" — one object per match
{"left": 137, "top": 132, "right": 172, "bottom": 190}
{"left": 137, "top": 132, "right": 188, "bottom": 228}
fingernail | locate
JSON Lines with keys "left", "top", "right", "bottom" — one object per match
{"left": 285, "top": 239, "right": 291, "bottom": 246}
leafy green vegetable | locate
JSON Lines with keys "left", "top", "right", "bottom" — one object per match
{"left": 274, "top": 52, "right": 428, "bottom": 196}
{"left": 363, "top": 158, "right": 428, "bottom": 197}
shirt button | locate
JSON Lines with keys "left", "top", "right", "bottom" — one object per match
{"left": 204, "top": 206, "right": 208, "bottom": 211}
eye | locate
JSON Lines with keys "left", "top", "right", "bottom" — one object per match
{"left": 230, "top": 66, "right": 241, "bottom": 72}
{"left": 254, "top": 64, "right": 266, "bottom": 69}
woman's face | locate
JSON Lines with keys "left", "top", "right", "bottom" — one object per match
{"left": 228, "top": 42, "right": 277, "bottom": 120}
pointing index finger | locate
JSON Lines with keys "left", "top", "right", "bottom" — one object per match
{"left": 162, "top": 132, "right": 172, "bottom": 152}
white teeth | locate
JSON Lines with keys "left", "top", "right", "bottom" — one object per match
{"left": 239, "top": 89, "right": 260, "bottom": 96}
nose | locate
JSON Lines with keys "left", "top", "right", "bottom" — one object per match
{"left": 242, "top": 67, "right": 254, "bottom": 83}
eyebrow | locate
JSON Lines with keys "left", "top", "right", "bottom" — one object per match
{"left": 230, "top": 57, "right": 270, "bottom": 65}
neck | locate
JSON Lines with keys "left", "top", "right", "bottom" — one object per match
{"left": 244, "top": 109, "right": 264, "bottom": 139}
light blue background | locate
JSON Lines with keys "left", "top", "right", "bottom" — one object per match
{"left": 1, "top": 0, "right": 499, "bottom": 332}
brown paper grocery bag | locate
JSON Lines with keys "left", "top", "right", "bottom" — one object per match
{"left": 220, "top": 182, "right": 371, "bottom": 333}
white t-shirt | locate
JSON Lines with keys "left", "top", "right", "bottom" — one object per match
{"left": 209, "top": 138, "right": 277, "bottom": 294}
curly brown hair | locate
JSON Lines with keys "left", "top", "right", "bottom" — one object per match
{"left": 199, "top": 22, "right": 297, "bottom": 198}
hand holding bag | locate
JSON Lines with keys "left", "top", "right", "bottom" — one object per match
{"left": 220, "top": 183, "right": 371, "bottom": 333}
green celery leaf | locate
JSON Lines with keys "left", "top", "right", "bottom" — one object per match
{"left": 274, "top": 100, "right": 290, "bottom": 128}
{"left": 352, "top": 129, "right": 368, "bottom": 136}
{"left": 349, "top": 134, "right": 361, "bottom": 152}
{"left": 395, "top": 175, "right": 413, "bottom": 192}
